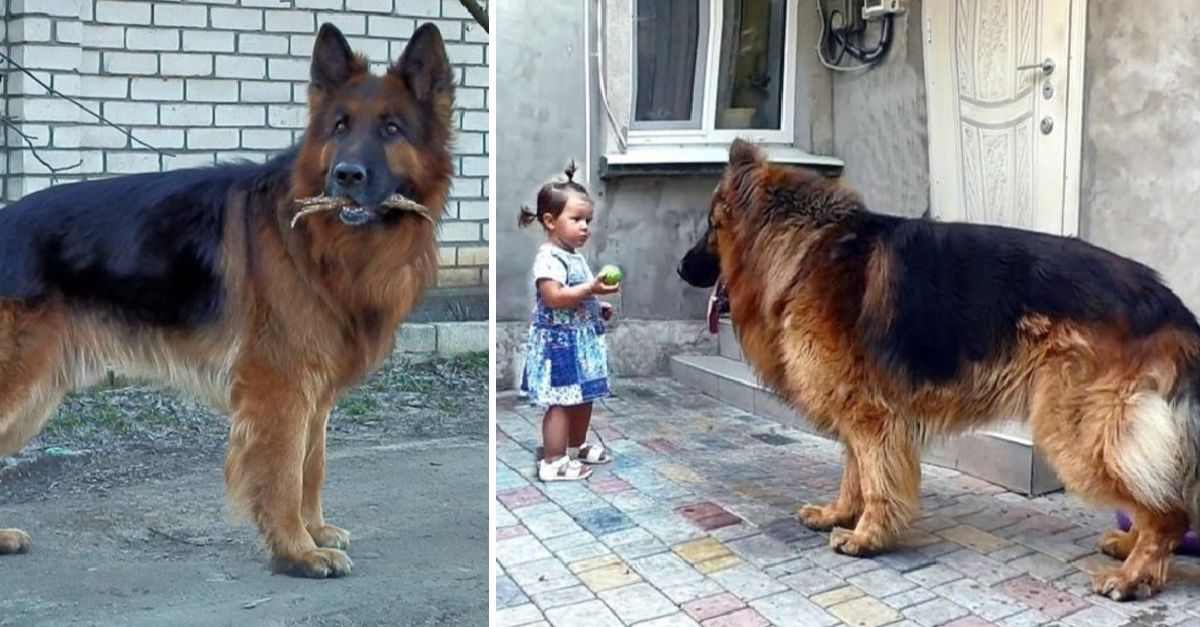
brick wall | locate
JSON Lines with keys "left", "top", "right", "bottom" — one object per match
{"left": 0, "top": 0, "right": 489, "bottom": 287}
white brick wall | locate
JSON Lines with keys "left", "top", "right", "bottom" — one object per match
{"left": 1, "top": 0, "right": 489, "bottom": 288}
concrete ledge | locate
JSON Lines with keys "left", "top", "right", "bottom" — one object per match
{"left": 407, "top": 286, "right": 488, "bottom": 323}
{"left": 395, "top": 321, "right": 488, "bottom": 356}
{"left": 671, "top": 353, "right": 1063, "bottom": 496}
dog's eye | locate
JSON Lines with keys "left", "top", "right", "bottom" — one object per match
{"left": 333, "top": 119, "right": 348, "bottom": 136}
{"left": 384, "top": 122, "right": 402, "bottom": 136}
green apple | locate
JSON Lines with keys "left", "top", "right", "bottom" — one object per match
{"left": 598, "top": 264, "right": 623, "bottom": 286}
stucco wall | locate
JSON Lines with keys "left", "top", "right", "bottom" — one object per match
{"left": 494, "top": 0, "right": 587, "bottom": 321}
{"left": 829, "top": 0, "right": 929, "bottom": 219}
{"left": 1079, "top": 0, "right": 1200, "bottom": 311}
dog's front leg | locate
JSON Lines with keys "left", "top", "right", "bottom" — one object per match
{"left": 225, "top": 368, "right": 352, "bottom": 578}
{"left": 302, "top": 404, "right": 350, "bottom": 550}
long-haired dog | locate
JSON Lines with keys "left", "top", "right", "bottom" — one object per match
{"left": 0, "top": 22, "right": 454, "bottom": 578}
{"left": 679, "top": 139, "right": 1200, "bottom": 600}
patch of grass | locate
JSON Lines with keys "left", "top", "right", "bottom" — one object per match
{"left": 338, "top": 393, "right": 379, "bottom": 417}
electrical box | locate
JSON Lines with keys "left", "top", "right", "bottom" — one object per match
{"left": 862, "top": 0, "right": 905, "bottom": 20}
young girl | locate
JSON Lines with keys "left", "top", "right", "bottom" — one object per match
{"left": 518, "top": 163, "right": 618, "bottom": 482}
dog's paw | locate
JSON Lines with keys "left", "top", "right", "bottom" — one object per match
{"left": 309, "top": 524, "right": 351, "bottom": 550}
{"left": 273, "top": 548, "right": 354, "bottom": 579}
{"left": 0, "top": 528, "right": 31, "bottom": 554}
{"left": 829, "top": 526, "right": 870, "bottom": 557}
{"left": 797, "top": 503, "right": 844, "bottom": 531}
{"left": 1097, "top": 529, "right": 1135, "bottom": 561}
{"left": 1090, "top": 568, "right": 1157, "bottom": 602}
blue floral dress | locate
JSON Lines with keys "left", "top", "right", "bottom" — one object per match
{"left": 520, "top": 244, "right": 611, "bottom": 408}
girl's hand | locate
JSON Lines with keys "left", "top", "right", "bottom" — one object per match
{"left": 589, "top": 277, "right": 620, "bottom": 295}
{"left": 600, "top": 302, "right": 614, "bottom": 321}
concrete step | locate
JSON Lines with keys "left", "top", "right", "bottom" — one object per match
{"left": 717, "top": 318, "right": 742, "bottom": 362}
{"left": 670, "top": 354, "right": 824, "bottom": 438}
{"left": 670, "top": 352, "right": 1062, "bottom": 496}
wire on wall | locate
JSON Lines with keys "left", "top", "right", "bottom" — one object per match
{"left": 815, "top": 0, "right": 894, "bottom": 72}
{"left": 594, "top": 0, "right": 628, "bottom": 151}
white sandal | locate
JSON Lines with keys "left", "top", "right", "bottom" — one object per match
{"left": 539, "top": 455, "right": 593, "bottom": 482}
{"left": 574, "top": 442, "right": 613, "bottom": 465}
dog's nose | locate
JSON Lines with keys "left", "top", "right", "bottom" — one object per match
{"left": 332, "top": 162, "right": 368, "bottom": 188}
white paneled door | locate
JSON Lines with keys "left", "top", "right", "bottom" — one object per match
{"left": 923, "top": 0, "right": 1086, "bottom": 236}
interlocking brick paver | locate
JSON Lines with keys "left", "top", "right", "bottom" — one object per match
{"left": 631, "top": 552, "right": 706, "bottom": 589}
{"left": 544, "top": 532, "right": 609, "bottom": 564}
{"left": 575, "top": 506, "right": 636, "bottom": 536}
{"left": 942, "top": 618, "right": 994, "bottom": 627}
{"left": 827, "top": 596, "right": 902, "bottom": 627}
{"left": 661, "top": 579, "right": 727, "bottom": 605}
{"left": 880, "top": 587, "right": 937, "bottom": 611}
{"left": 939, "top": 524, "right": 1012, "bottom": 553}
{"left": 544, "top": 599, "right": 624, "bottom": 627}
{"left": 779, "top": 566, "right": 844, "bottom": 596}
{"left": 507, "top": 558, "right": 579, "bottom": 596}
{"left": 637, "top": 614, "right": 702, "bottom": 627}
{"left": 695, "top": 554, "right": 743, "bottom": 574}
{"left": 499, "top": 485, "right": 548, "bottom": 509}
{"left": 725, "top": 533, "right": 798, "bottom": 568}
{"left": 749, "top": 591, "right": 838, "bottom": 627}
{"left": 847, "top": 567, "right": 917, "bottom": 598}
{"left": 699, "top": 608, "right": 770, "bottom": 627}
{"left": 589, "top": 476, "right": 633, "bottom": 495}
{"left": 997, "top": 608, "right": 1054, "bottom": 626}
{"left": 937, "top": 549, "right": 1020, "bottom": 585}
{"left": 935, "top": 579, "right": 1025, "bottom": 622}
{"left": 576, "top": 562, "right": 642, "bottom": 592}
{"left": 678, "top": 501, "right": 744, "bottom": 531}
{"left": 810, "top": 585, "right": 865, "bottom": 608}
{"left": 496, "top": 603, "right": 545, "bottom": 627}
{"left": 497, "top": 573, "right": 528, "bottom": 609}
{"left": 497, "top": 525, "right": 530, "bottom": 541}
{"left": 1059, "top": 604, "right": 1128, "bottom": 627}
{"left": 497, "top": 534, "right": 553, "bottom": 568}
{"left": 996, "top": 574, "right": 1089, "bottom": 618}
{"left": 599, "top": 582, "right": 678, "bottom": 624}
{"left": 709, "top": 563, "right": 789, "bottom": 601}
{"left": 675, "top": 537, "right": 734, "bottom": 565}
{"left": 530, "top": 584, "right": 594, "bottom": 610}
{"left": 681, "top": 593, "right": 746, "bottom": 622}
{"left": 524, "top": 510, "right": 585, "bottom": 540}
{"left": 902, "top": 597, "right": 970, "bottom": 626}
{"left": 494, "top": 382, "right": 1198, "bottom": 625}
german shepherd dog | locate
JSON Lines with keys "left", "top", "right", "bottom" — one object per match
{"left": 679, "top": 139, "right": 1200, "bottom": 600}
{"left": 0, "top": 23, "right": 454, "bottom": 578}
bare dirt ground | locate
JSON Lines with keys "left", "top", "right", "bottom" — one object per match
{"left": 0, "top": 353, "right": 488, "bottom": 627}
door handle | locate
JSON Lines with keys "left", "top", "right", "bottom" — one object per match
{"left": 1017, "top": 58, "right": 1055, "bottom": 76}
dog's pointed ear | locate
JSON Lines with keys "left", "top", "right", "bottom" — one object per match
{"left": 728, "top": 138, "right": 764, "bottom": 169}
{"left": 311, "top": 23, "right": 366, "bottom": 91}
{"left": 723, "top": 139, "right": 763, "bottom": 215}
{"left": 391, "top": 23, "right": 455, "bottom": 105}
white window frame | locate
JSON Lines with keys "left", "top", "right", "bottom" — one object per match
{"left": 628, "top": 0, "right": 799, "bottom": 147}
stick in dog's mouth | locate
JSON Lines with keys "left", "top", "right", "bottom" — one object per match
{"left": 290, "top": 194, "right": 434, "bottom": 228}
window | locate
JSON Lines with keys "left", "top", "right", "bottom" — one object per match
{"left": 631, "top": 0, "right": 796, "bottom": 146}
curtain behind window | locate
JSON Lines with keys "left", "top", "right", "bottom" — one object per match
{"left": 635, "top": 0, "right": 701, "bottom": 124}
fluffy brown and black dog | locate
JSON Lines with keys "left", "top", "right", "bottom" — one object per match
{"left": 679, "top": 139, "right": 1200, "bottom": 600}
{"left": 0, "top": 23, "right": 454, "bottom": 578}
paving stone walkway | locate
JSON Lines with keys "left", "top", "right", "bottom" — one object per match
{"left": 496, "top": 378, "right": 1200, "bottom": 627}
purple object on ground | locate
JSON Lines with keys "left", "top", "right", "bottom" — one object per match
{"left": 1114, "top": 510, "right": 1200, "bottom": 555}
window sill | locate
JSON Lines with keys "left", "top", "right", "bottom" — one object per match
{"left": 599, "top": 145, "right": 844, "bottom": 180}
